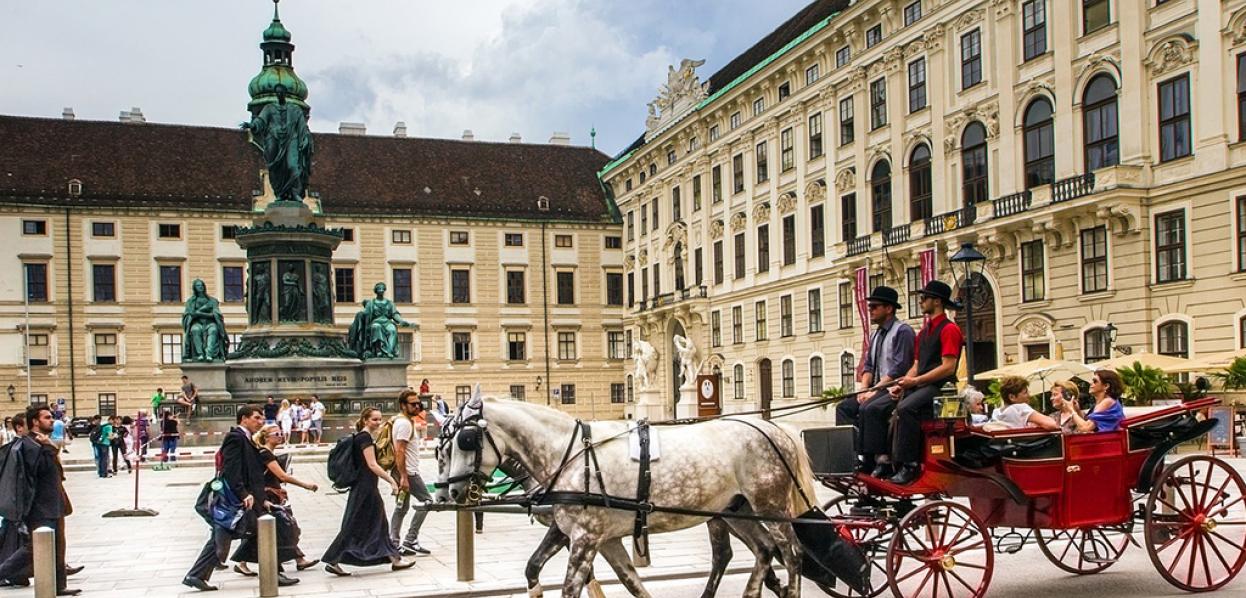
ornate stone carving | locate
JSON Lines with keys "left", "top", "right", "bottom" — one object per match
{"left": 229, "top": 336, "right": 357, "bottom": 360}
{"left": 776, "top": 192, "right": 797, "bottom": 215}
{"left": 923, "top": 24, "right": 946, "bottom": 51}
{"left": 1076, "top": 52, "right": 1121, "bottom": 89}
{"left": 883, "top": 47, "right": 904, "bottom": 72}
{"left": 868, "top": 146, "right": 891, "bottom": 169}
{"left": 904, "top": 38, "right": 927, "bottom": 58}
{"left": 1226, "top": 8, "right": 1246, "bottom": 45}
{"left": 954, "top": 9, "right": 984, "bottom": 31}
{"left": 1019, "top": 318, "right": 1051, "bottom": 339}
{"left": 638, "top": 249, "right": 648, "bottom": 266}
{"left": 992, "top": 0, "right": 1013, "bottom": 18}
{"left": 1015, "top": 80, "right": 1056, "bottom": 111}
{"left": 730, "top": 211, "right": 748, "bottom": 232}
{"left": 645, "top": 58, "right": 710, "bottom": 141}
{"left": 709, "top": 219, "right": 724, "bottom": 240}
{"left": 624, "top": 255, "right": 635, "bottom": 272}
{"left": 835, "top": 168, "right": 856, "bottom": 192}
{"left": 905, "top": 131, "right": 932, "bottom": 155}
{"left": 751, "top": 202, "right": 771, "bottom": 222}
{"left": 1145, "top": 36, "right": 1197, "bottom": 77}
{"left": 664, "top": 222, "right": 688, "bottom": 250}
{"left": 805, "top": 179, "right": 827, "bottom": 203}
{"left": 943, "top": 101, "right": 999, "bottom": 153}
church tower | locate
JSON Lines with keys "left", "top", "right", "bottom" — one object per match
{"left": 247, "top": 0, "right": 309, "bottom": 116}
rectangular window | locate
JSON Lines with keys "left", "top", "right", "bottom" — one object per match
{"left": 25, "top": 333, "right": 50, "bottom": 367}
{"left": 694, "top": 247, "right": 704, "bottom": 285}
{"left": 756, "top": 141, "right": 768, "bottom": 183}
{"left": 334, "top": 267, "right": 355, "bottom": 303}
{"left": 733, "top": 154, "right": 745, "bottom": 193}
{"left": 507, "top": 332, "right": 526, "bottom": 361}
{"left": 341, "top": 228, "right": 354, "bottom": 242}
{"left": 1022, "top": 1, "right": 1047, "bottom": 60}
{"left": 667, "top": 149, "right": 676, "bottom": 166}
{"left": 222, "top": 266, "right": 244, "bottom": 303}
{"left": 780, "top": 128, "right": 795, "bottom": 171}
{"left": 839, "top": 97, "right": 855, "bottom": 144}
{"left": 757, "top": 224, "right": 770, "bottom": 273}
{"left": 627, "top": 212, "right": 634, "bottom": 241}
{"left": 713, "top": 240, "right": 724, "bottom": 285}
{"left": 391, "top": 229, "right": 412, "bottom": 244}
{"left": 808, "top": 289, "right": 823, "bottom": 333}
{"left": 753, "top": 97, "right": 765, "bottom": 116}
{"left": 457, "top": 385, "right": 471, "bottom": 403}
{"left": 1156, "top": 209, "right": 1187, "bottom": 283}
{"left": 24, "top": 263, "right": 47, "bottom": 302}
{"left": 160, "top": 333, "right": 182, "bottom": 365}
{"left": 1080, "top": 226, "right": 1109, "bottom": 293}
{"left": 221, "top": 225, "right": 238, "bottom": 240}
{"left": 626, "top": 272, "right": 634, "bottom": 306}
{"left": 780, "top": 295, "right": 793, "bottom": 337}
{"left": 782, "top": 215, "right": 796, "bottom": 265}
{"left": 1239, "top": 55, "right": 1246, "bottom": 142}
{"left": 553, "top": 271, "right": 573, "bottom": 305}
{"left": 781, "top": 360, "right": 795, "bottom": 398}
{"left": 510, "top": 385, "right": 526, "bottom": 400}
{"left": 711, "top": 310, "right": 722, "bottom": 347}
{"left": 712, "top": 165, "right": 723, "bottom": 202}
{"left": 836, "top": 46, "right": 851, "bottom": 68}
{"left": 641, "top": 268, "right": 648, "bottom": 300}
{"left": 560, "top": 384, "right": 576, "bottom": 405}
{"left": 1159, "top": 74, "right": 1192, "bottom": 162}
{"left": 870, "top": 78, "right": 887, "bottom": 129}
{"left": 159, "top": 265, "right": 181, "bottom": 303}
{"left": 93, "top": 333, "right": 117, "bottom": 365}
{"left": 92, "top": 264, "right": 116, "bottom": 302}
{"left": 606, "top": 272, "right": 623, "bottom": 306}
{"left": 808, "top": 113, "right": 823, "bottom": 159}
{"left": 640, "top": 205, "right": 647, "bottom": 236}
{"left": 806, "top": 64, "right": 820, "bottom": 86}
{"left": 555, "top": 234, "right": 574, "bottom": 248}
{"left": 604, "top": 236, "right": 622, "bottom": 249}
{"left": 1021, "top": 240, "right": 1046, "bottom": 302}
{"left": 501, "top": 270, "right": 523, "bottom": 304}
{"left": 672, "top": 186, "right": 682, "bottom": 221}
{"left": 393, "top": 268, "right": 413, "bottom": 303}
{"left": 866, "top": 24, "right": 882, "bottom": 48}
{"left": 505, "top": 233, "right": 524, "bottom": 246}
{"left": 98, "top": 393, "right": 117, "bottom": 416}
{"left": 810, "top": 205, "right": 825, "bottom": 258}
{"left": 158, "top": 223, "right": 180, "bottom": 239}
{"left": 906, "top": 267, "right": 922, "bottom": 315}
{"left": 961, "top": 29, "right": 982, "bottom": 89}
{"left": 732, "top": 306, "right": 743, "bottom": 344}
{"left": 651, "top": 201, "right": 659, "bottom": 231}
{"left": 452, "top": 332, "right": 472, "bottom": 361}
{"left": 840, "top": 354, "right": 856, "bottom": 391}
{"left": 838, "top": 282, "right": 853, "bottom": 329}
{"left": 607, "top": 331, "right": 626, "bottom": 359}
{"left": 92, "top": 221, "right": 115, "bottom": 237}
{"left": 778, "top": 82, "right": 791, "bottom": 102}
{"left": 734, "top": 232, "right": 746, "bottom": 280}
{"left": 908, "top": 58, "right": 927, "bottom": 112}
{"left": 557, "top": 332, "right": 577, "bottom": 360}
{"left": 709, "top": 124, "right": 720, "bottom": 142}
{"left": 810, "top": 358, "right": 824, "bottom": 396}
{"left": 904, "top": 1, "right": 922, "bottom": 26}
{"left": 841, "top": 193, "right": 857, "bottom": 241}
{"left": 755, "top": 301, "right": 768, "bottom": 341}
{"left": 1083, "top": 0, "right": 1110, "bottom": 34}
{"left": 1238, "top": 196, "right": 1246, "bottom": 271}
{"left": 446, "top": 269, "right": 468, "bottom": 304}
{"left": 652, "top": 263, "right": 660, "bottom": 296}
{"left": 692, "top": 175, "right": 702, "bottom": 211}
{"left": 730, "top": 111, "right": 741, "bottom": 129}
{"left": 610, "top": 383, "right": 625, "bottom": 404}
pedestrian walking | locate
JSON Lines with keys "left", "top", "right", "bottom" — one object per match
{"left": 322, "top": 407, "right": 414, "bottom": 576}
{"left": 389, "top": 390, "right": 433, "bottom": 556}
{"left": 150, "top": 387, "right": 166, "bottom": 413}
{"left": 263, "top": 396, "right": 278, "bottom": 425}
{"left": 295, "top": 399, "right": 311, "bottom": 445}
{"left": 49, "top": 415, "right": 67, "bottom": 454}
{"left": 160, "top": 411, "right": 181, "bottom": 463}
{"left": 109, "top": 416, "right": 132, "bottom": 474}
{"left": 89, "top": 415, "right": 111, "bottom": 478}
{"left": 230, "top": 424, "right": 320, "bottom": 576}
{"left": 134, "top": 409, "right": 151, "bottom": 462}
{"left": 183, "top": 405, "right": 297, "bottom": 591}
{"left": 308, "top": 395, "right": 325, "bottom": 444}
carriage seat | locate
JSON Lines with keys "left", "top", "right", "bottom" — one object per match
{"left": 952, "top": 427, "right": 1063, "bottom": 469}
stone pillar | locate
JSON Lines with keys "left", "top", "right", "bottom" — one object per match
{"left": 633, "top": 388, "right": 666, "bottom": 421}
{"left": 675, "top": 385, "right": 698, "bottom": 419}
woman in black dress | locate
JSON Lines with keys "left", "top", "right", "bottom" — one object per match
{"left": 323, "top": 408, "right": 414, "bottom": 575}
{"left": 232, "top": 424, "right": 320, "bottom": 576}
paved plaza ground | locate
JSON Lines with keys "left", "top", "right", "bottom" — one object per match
{"left": 36, "top": 441, "right": 1246, "bottom": 597}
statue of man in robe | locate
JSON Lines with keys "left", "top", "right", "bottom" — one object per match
{"left": 182, "top": 279, "right": 229, "bottom": 362}
{"left": 244, "top": 84, "right": 313, "bottom": 203}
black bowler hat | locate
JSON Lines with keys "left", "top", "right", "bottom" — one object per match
{"left": 918, "top": 280, "right": 961, "bottom": 309}
{"left": 865, "top": 286, "right": 902, "bottom": 310}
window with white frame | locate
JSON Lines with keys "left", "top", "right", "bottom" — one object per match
{"left": 808, "top": 288, "right": 822, "bottom": 333}
{"left": 711, "top": 311, "right": 722, "bottom": 347}
{"left": 1157, "top": 321, "right": 1189, "bottom": 358}
{"left": 1155, "top": 209, "right": 1186, "bottom": 283}
{"left": 755, "top": 301, "right": 768, "bottom": 341}
{"left": 160, "top": 333, "right": 182, "bottom": 364}
{"left": 452, "top": 332, "right": 472, "bottom": 362}
{"left": 734, "top": 364, "right": 745, "bottom": 399}
{"left": 840, "top": 352, "right": 855, "bottom": 391}
{"left": 1080, "top": 226, "right": 1109, "bottom": 292}
{"left": 507, "top": 332, "right": 526, "bottom": 361}
{"left": 607, "top": 331, "right": 626, "bottom": 360}
{"left": 780, "top": 295, "right": 793, "bottom": 337}
{"left": 610, "top": 383, "right": 625, "bottom": 404}
{"left": 1021, "top": 240, "right": 1045, "bottom": 302}
{"left": 94, "top": 333, "right": 118, "bottom": 365}
{"left": 781, "top": 359, "right": 795, "bottom": 398}
{"left": 557, "top": 332, "right": 577, "bottom": 360}
{"left": 1084, "top": 327, "right": 1110, "bottom": 362}
{"left": 810, "top": 356, "right": 824, "bottom": 396}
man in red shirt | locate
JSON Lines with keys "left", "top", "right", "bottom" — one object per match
{"left": 885, "top": 280, "right": 963, "bottom": 485}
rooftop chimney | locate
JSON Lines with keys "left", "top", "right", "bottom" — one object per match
{"left": 119, "top": 107, "right": 145, "bottom": 123}
{"left": 549, "top": 132, "right": 571, "bottom": 146}
{"left": 62, "top": 107, "right": 75, "bottom": 121}
{"left": 393, "top": 122, "right": 407, "bottom": 138}
{"left": 339, "top": 122, "right": 366, "bottom": 136}
{"left": 461, "top": 129, "right": 475, "bottom": 141}
{"left": 509, "top": 132, "right": 522, "bottom": 144}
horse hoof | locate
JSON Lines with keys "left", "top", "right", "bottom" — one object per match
{"left": 527, "top": 583, "right": 543, "bottom": 598}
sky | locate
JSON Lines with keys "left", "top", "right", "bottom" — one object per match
{"left": 0, "top": 0, "right": 814, "bottom": 156}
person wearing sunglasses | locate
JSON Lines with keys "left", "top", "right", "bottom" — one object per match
{"left": 838, "top": 286, "right": 915, "bottom": 478}
{"left": 1060, "top": 370, "right": 1125, "bottom": 433}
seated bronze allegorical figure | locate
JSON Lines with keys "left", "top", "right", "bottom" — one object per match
{"left": 182, "top": 279, "right": 229, "bottom": 362}
{"left": 347, "top": 282, "right": 412, "bottom": 359}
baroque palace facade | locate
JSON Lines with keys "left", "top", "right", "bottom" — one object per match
{"left": 605, "top": 0, "right": 1246, "bottom": 419}
{"left": 0, "top": 9, "right": 626, "bottom": 418}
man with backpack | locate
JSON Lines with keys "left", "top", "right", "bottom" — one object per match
{"left": 388, "top": 390, "right": 433, "bottom": 556}
{"left": 89, "top": 415, "right": 111, "bottom": 478}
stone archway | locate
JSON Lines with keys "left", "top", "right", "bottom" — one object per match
{"left": 956, "top": 272, "right": 998, "bottom": 378}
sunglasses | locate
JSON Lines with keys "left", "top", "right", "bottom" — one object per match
{"left": 867, "top": 303, "right": 886, "bottom": 310}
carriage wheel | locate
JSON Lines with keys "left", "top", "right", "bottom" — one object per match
{"left": 886, "top": 500, "right": 992, "bottom": 598}
{"left": 1144, "top": 455, "right": 1246, "bottom": 592}
{"left": 1035, "top": 524, "right": 1132, "bottom": 575}
{"left": 820, "top": 495, "right": 889, "bottom": 598}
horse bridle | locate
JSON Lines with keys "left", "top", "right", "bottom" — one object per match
{"left": 436, "top": 398, "right": 505, "bottom": 502}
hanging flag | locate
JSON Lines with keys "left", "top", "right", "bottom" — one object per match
{"left": 854, "top": 267, "right": 870, "bottom": 382}
{"left": 920, "top": 246, "right": 937, "bottom": 285}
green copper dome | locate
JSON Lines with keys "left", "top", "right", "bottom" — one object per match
{"left": 247, "top": 1, "right": 309, "bottom": 114}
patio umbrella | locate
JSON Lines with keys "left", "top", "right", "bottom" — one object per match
{"left": 1182, "top": 348, "right": 1246, "bottom": 372}
{"left": 977, "top": 358, "right": 1095, "bottom": 396}
{"left": 1093, "top": 351, "right": 1201, "bottom": 374}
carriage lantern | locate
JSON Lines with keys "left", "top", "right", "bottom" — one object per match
{"left": 950, "top": 242, "right": 987, "bottom": 384}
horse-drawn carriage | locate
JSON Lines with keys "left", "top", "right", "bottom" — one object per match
{"left": 804, "top": 396, "right": 1246, "bottom": 597}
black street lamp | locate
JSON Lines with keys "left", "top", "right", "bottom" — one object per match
{"left": 950, "top": 242, "right": 987, "bottom": 385}
{"left": 6, "top": 385, "right": 13, "bottom": 401}
{"left": 1105, "top": 322, "right": 1132, "bottom": 355}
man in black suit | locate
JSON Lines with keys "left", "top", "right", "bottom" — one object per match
{"left": 0, "top": 406, "right": 79, "bottom": 596}
{"left": 184, "top": 405, "right": 296, "bottom": 591}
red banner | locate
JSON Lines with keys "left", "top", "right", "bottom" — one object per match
{"left": 920, "top": 247, "right": 937, "bottom": 286}
{"left": 854, "top": 267, "right": 869, "bottom": 383}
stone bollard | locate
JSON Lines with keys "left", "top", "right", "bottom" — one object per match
{"left": 258, "top": 515, "right": 279, "bottom": 597}
{"left": 32, "top": 526, "right": 55, "bottom": 598}
{"left": 456, "top": 510, "right": 475, "bottom": 581}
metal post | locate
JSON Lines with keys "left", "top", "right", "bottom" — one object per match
{"left": 456, "top": 510, "right": 475, "bottom": 581}
{"left": 258, "top": 515, "right": 279, "bottom": 597}
{"left": 963, "top": 277, "right": 976, "bottom": 386}
{"left": 33, "top": 526, "right": 55, "bottom": 598}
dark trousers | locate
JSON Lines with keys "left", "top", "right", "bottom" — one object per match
{"left": 893, "top": 385, "right": 939, "bottom": 464}
{"left": 858, "top": 391, "right": 898, "bottom": 456}
{"left": 186, "top": 526, "right": 236, "bottom": 582}
{"left": 110, "top": 444, "right": 130, "bottom": 472}
{"left": 93, "top": 444, "right": 109, "bottom": 477}
{"left": 0, "top": 518, "right": 67, "bottom": 589}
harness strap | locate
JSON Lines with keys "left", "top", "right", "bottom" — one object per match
{"left": 723, "top": 418, "right": 817, "bottom": 513}
{"left": 633, "top": 420, "right": 653, "bottom": 559}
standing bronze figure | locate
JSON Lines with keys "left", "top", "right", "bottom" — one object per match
{"left": 244, "top": 84, "right": 313, "bottom": 203}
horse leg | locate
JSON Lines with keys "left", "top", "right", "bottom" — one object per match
{"left": 725, "top": 517, "right": 784, "bottom": 597}
{"left": 562, "top": 535, "right": 600, "bottom": 598}
{"left": 598, "top": 537, "right": 651, "bottom": 598}
{"left": 526, "top": 524, "right": 571, "bottom": 597}
{"left": 699, "top": 518, "right": 735, "bottom": 598}
{"left": 760, "top": 521, "right": 803, "bottom": 598}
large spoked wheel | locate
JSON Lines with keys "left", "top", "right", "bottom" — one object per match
{"left": 886, "top": 500, "right": 992, "bottom": 598}
{"left": 1035, "top": 524, "right": 1132, "bottom": 574}
{"left": 821, "top": 495, "right": 890, "bottom": 598}
{"left": 1145, "top": 455, "right": 1246, "bottom": 592}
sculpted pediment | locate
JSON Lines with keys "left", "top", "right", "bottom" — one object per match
{"left": 645, "top": 59, "right": 710, "bottom": 141}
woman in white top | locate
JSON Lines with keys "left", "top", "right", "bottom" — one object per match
{"left": 278, "top": 398, "right": 293, "bottom": 439}
{"left": 989, "top": 376, "right": 1061, "bottom": 431}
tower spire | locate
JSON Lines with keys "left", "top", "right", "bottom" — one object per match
{"left": 247, "top": 0, "right": 308, "bottom": 116}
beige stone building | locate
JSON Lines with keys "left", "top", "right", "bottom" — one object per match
{"left": 604, "top": 0, "right": 1246, "bottom": 419}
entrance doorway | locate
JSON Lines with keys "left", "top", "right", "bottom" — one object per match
{"left": 758, "top": 358, "right": 773, "bottom": 419}
{"left": 956, "top": 273, "right": 998, "bottom": 379}
{"left": 669, "top": 320, "right": 687, "bottom": 414}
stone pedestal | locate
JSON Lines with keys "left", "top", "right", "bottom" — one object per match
{"left": 179, "top": 362, "right": 231, "bottom": 401}
{"left": 632, "top": 388, "right": 667, "bottom": 421}
{"left": 360, "top": 360, "right": 411, "bottom": 399}
{"left": 675, "top": 385, "right": 698, "bottom": 419}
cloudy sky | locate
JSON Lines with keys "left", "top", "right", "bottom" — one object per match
{"left": 0, "top": 0, "right": 813, "bottom": 156}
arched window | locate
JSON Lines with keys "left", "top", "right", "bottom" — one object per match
{"left": 781, "top": 359, "right": 795, "bottom": 398}
{"left": 626, "top": 375, "right": 634, "bottom": 403}
{"left": 1083, "top": 74, "right": 1119, "bottom": 170}
{"left": 962, "top": 122, "right": 989, "bottom": 207}
{"left": 1084, "top": 327, "right": 1110, "bottom": 362}
{"left": 733, "top": 364, "right": 745, "bottom": 399}
{"left": 673, "top": 242, "right": 686, "bottom": 291}
{"left": 909, "top": 144, "right": 932, "bottom": 222}
{"left": 839, "top": 352, "right": 856, "bottom": 391}
{"left": 870, "top": 160, "right": 892, "bottom": 233}
{"left": 1023, "top": 98, "right": 1055, "bottom": 188}
{"left": 1157, "top": 321, "right": 1189, "bottom": 358}
{"left": 809, "top": 356, "right": 824, "bottom": 397}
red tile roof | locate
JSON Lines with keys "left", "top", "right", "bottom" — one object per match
{"left": 0, "top": 115, "right": 616, "bottom": 222}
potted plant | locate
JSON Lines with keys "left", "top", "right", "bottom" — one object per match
{"left": 1117, "top": 363, "right": 1175, "bottom": 406}
{"left": 1212, "top": 356, "right": 1246, "bottom": 391}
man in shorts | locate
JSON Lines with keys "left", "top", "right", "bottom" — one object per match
{"left": 308, "top": 395, "right": 325, "bottom": 444}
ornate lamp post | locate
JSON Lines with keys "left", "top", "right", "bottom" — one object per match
{"left": 1105, "top": 322, "right": 1132, "bottom": 355}
{"left": 950, "top": 242, "right": 987, "bottom": 385}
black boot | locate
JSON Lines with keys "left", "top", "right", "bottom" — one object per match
{"left": 888, "top": 463, "right": 922, "bottom": 486}
{"left": 870, "top": 461, "right": 894, "bottom": 479}
{"left": 853, "top": 455, "right": 875, "bottom": 474}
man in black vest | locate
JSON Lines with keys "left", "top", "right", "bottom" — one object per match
{"left": 184, "top": 405, "right": 296, "bottom": 591}
{"left": 885, "top": 280, "right": 963, "bottom": 485}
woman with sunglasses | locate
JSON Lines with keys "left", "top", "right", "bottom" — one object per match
{"left": 1061, "top": 370, "right": 1126, "bottom": 433}
{"left": 231, "top": 424, "right": 320, "bottom": 576}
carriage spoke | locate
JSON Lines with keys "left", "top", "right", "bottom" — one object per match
{"left": 1184, "top": 531, "right": 1200, "bottom": 586}
{"left": 946, "top": 539, "right": 986, "bottom": 556}
{"left": 892, "top": 561, "right": 928, "bottom": 585}
{"left": 946, "top": 568, "right": 978, "bottom": 594}
{"left": 1156, "top": 497, "right": 1194, "bottom": 520}
{"left": 952, "top": 561, "right": 988, "bottom": 571}
{"left": 1055, "top": 532, "right": 1077, "bottom": 563}
{"left": 1204, "top": 529, "right": 1238, "bottom": 573}
{"left": 1197, "top": 535, "right": 1214, "bottom": 588}
{"left": 909, "top": 568, "right": 935, "bottom": 598}
{"left": 1164, "top": 534, "right": 1194, "bottom": 575}
{"left": 1154, "top": 526, "right": 1194, "bottom": 554}
{"left": 1208, "top": 530, "right": 1246, "bottom": 553}
{"left": 939, "top": 570, "right": 956, "bottom": 598}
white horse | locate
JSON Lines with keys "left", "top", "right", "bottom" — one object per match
{"left": 442, "top": 398, "right": 815, "bottom": 598}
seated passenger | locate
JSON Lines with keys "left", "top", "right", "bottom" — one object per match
{"left": 985, "top": 376, "right": 1061, "bottom": 431}
{"left": 1061, "top": 370, "right": 1125, "bottom": 433}
{"left": 1047, "top": 380, "right": 1083, "bottom": 433}
{"left": 963, "top": 388, "right": 989, "bottom": 425}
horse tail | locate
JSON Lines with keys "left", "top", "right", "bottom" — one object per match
{"left": 775, "top": 423, "right": 818, "bottom": 517}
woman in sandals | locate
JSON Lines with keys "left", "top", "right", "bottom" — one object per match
{"left": 231, "top": 424, "right": 320, "bottom": 576}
